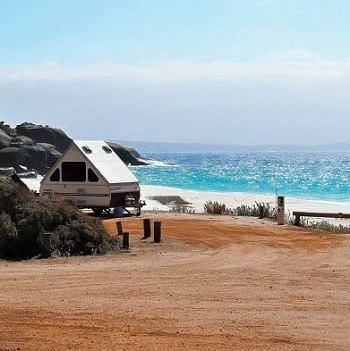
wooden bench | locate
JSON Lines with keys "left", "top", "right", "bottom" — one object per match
{"left": 293, "top": 211, "right": 350, "bottom": 226}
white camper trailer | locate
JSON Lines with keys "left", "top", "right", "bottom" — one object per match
{"left": 39, "top": 140, "right": 143, "bottom": 215}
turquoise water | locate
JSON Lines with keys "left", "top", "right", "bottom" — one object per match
{"left": 131, "top": 151, "right": 350, "bottom": 202}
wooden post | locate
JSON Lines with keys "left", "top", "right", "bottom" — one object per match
{"left": 42, "top": 232, "right": 51, "bottom": 258}
{"left": 122, "top": 232, "right": 130, "bottom": 250}
{"left": 154, "top": 221, "right": 162, "bottom": 243}
{"left": 116, "top": 221, "right": 123, "bottom": 236}
{"left": 143, "top": 218, "right": 151, "bottom": 238}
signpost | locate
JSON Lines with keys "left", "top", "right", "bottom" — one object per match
{"left": 277, "top": 196, "right": 285, "bottom": 225}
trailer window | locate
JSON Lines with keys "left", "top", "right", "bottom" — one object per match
{"left": 88, "top": 168, "right": 99, "bottom": 182}
{"left": 62, "top": 162, "right": 86, "bottom": 182}
{"left": 50, "top": 168, "right": 60, "bottom": 181}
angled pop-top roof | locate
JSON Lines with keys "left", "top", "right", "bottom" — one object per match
{"left": 74, "top": 140, "right": 139, "bottom": 184}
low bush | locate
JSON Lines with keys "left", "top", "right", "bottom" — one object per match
{"left": 204, "top": 201, "right": 227, "bottom": 215}
{"left": 204, "top": 200, "right": 275, "bottom": 218}
{"left": 0, "top": 177, "right": 118, "bottom": 260}
{"left": 308, "top": 221, "right": 350, "bottom": 233}
{"left": 170, "top": 204, "right": 195, "bottom": 214}
{"left": 0, "top": 211, "right": 18, "bottom": 258}
{"left": 287, "top": 216, "right": 350, "bottom": 234}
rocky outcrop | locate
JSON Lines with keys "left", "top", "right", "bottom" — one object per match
{"left": 0, "top": 121, "right": 149, "bottom": 174}
{"left": 0, "top": 147, "right": 25, "bottom": 169}
{"left": 15, "top": 122, "right": 72, "bottom": 153}
{"left": 0, "top": 129, "right": 11, "bottom": 149}
{"left": 0, "top": 122, "right": 71, "bottom": 174}
{"left": 107, "top": 142, "right": 149, "bottom": 166}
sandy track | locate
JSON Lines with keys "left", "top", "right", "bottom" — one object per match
{"left": 0, "top": 213, "right": 349, "bottom": 350}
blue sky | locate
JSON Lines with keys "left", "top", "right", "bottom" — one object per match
{"left": 1, "top": 0, "right": 350, "bottom": 145}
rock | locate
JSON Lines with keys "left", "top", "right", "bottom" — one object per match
{"left": 0, "top": 129, "right": 11, "bottom": 149}
{"left": 0, "top": 147, "right": 26, "bottom": 171}
{"left": 26, "top": 144, "right": 61, "bottom": 174}
{"left": 0, "top": 121, "right": 16, "bottom": 137}
{"left": 0, "top": 122, "right": 150, "bottom": 173}
{"left": 0, "top": 144, "right": 60, "bottom": 174}
{"left": 0, "top": 167, "right": 16, "bottom": 176}
{"left": 107, "top": 142, "right": 149, "bottom": 166}
{"left": 21, "top": 145, "right": 51, "bottom": 174}
{"left": 38, "top": 143, "right": 61, "bottom": 158}
{"left": 9, "top": 135, "right": 35, "bottom": 147}
{"left": 15, "top": 122, "right": 72, "bottom": 152}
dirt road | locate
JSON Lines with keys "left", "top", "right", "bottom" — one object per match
{"left": 0, "top": 213, "right": 349, "bottom": 350}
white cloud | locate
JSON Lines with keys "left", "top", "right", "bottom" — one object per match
{"left": 1, "top": 51, "right": 350, "bottom": 145}
{"left": 1, "top": 50, "right": 350, "bottom": 85}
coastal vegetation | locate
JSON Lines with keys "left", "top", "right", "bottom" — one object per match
{"left": 289, "top": 217, "right": 350, "bottom": 234}
{"left": 203, "top": 200, "right": 350, "bottom": 233}
{"left": 204, "top": 200, "right": 275, "bottom": 218}
{"left": 169, "top": 204, "right": 195, "bottom": 214}
{"left": 0, "top": 177, "right": 118, "bottom": 260}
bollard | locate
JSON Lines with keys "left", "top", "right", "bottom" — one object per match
{"left": 143, "top": 218, "right": 151, "bottom": 239}
{"left": 154, "top": 221, "right": 162, "bottom": 243}
{"left": 42, "top": 232, "right": 52, "bottom": 258}
{"left": 116, "top": 221, "right": 123, "bottom": 236}
{"left": 122, "top": 232, "right": 130, "bottom": 250}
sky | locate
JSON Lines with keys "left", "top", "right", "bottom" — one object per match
{"left": 1, "top": 0, "right": 350, "bottom": 146}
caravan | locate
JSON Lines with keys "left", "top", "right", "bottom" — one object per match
{"left": 39, "top": 140, "right": 143, "bottom": 215}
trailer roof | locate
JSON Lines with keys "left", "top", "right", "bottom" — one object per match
{"left": 74, "top": 140, "right": 139, "bottom": 184}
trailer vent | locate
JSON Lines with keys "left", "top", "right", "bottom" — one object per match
{"left": 102, "top": 146, "right": 112, "bottom": 154}
{"left": 82, "top": 146, "right": 92, "bottom": 154}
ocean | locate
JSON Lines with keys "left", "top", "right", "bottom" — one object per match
{"left": 130, "top": 151, "right": 350, "bottom": 203}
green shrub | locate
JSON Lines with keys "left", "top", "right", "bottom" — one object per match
{"left": 204, "top": 200, "right": 275, "bottom": 218}
{"left": 233, "top": 204, "right": 255, "bottom": 216}
{"left": 0, "top": 177, "right": 118, "bottom": 260}
{"left": 204, "top": 201, "right": 227, "bottom": 215}
{"left": 0, "top": 211, "right": 18, "bottom": 258}
{"left": 170, "top": 204, "right": 195, "bottom": 214}
{"left": 288, "top": 217, "right": 350, "bottom": 234}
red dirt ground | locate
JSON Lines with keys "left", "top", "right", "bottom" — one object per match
{"left": 0, "top": 212, "right": 349, "bottom": 351}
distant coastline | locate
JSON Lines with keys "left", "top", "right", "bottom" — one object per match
{"left": 114, "top": 140, "right": 350, "bottom": 153}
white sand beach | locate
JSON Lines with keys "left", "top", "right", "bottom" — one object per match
{"left": 141, "top": 184, "right": 350, "bottom": 223}
{"left": 20, "top": 173, "right": 350, "bottom": 224}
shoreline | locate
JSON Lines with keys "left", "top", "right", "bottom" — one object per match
{"left": 140, "top": 184, "right": 350, "bottom": 220}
